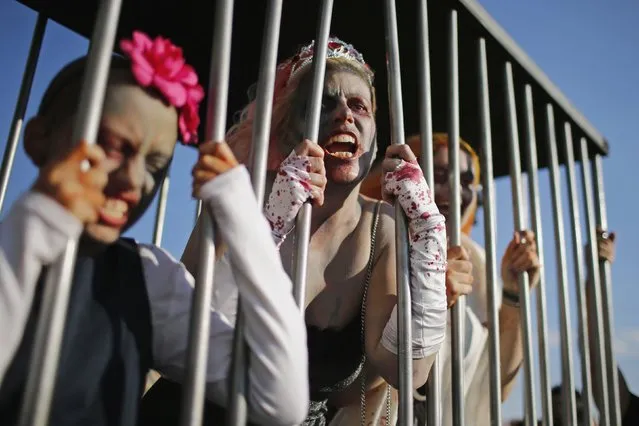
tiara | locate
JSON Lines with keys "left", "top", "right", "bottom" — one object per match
{"left": 283, "top": 37, "right": 373, "bottom": 84}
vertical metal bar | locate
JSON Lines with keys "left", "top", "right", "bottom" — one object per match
{"left": 194, "top": 199, "right": 203, "bottom": 223}
{"left": 522, "top": 85, "right": 553, "bottom": 426}
{"left": 416, "top": 1, "right": 440, "bottom": 424}
{"left": 0, "top": 15, "right": 47, "bottom": 214}
{"left": 592, "top": 154, "right": 622, "bottom": 426}
{"left": 545, "top": 104, "right": 577, "bottom": 426}
{"left": 152, "top": 174, "right": 170, "bottom": 246}
{"left": 291, "top": 211, "right": 311, "bottom": 308}
{"left": 580, "top": 138, "right": 610, "bottom": 423}
{"left": 394, "top": 207, "right": 412, "bottom": 424}
{"left": 504, "top": 62, "right": 537, "bottom": 426}
{"left": 148, "top": 169, "right": 171, "bottom": 409}
{"left": 384, "top": 0, "right": 413, "bottom": 422}
{"left": 447, "top": 10, "right": 465, "bottom": 426}
{"left": 580, "top": 136, "right": 615, "bottom": 425}
{"left": 226, "top": 1, "right": 283, "bottom": 424}
{"left": 562, "top": 124, "right": 600, "bottom": 425}
{"left": 180, "top": 1, "right": 234, "bottom": 425}
{"left": 417, "top": 3, "right": 434, "bottom": 190}
{"left": 291, "top": 0, "right": 334, "bottom": 309}
{"left": 247, "top": 0, "right": 283, "bottom": 206}
{"left": 18, "top": 2, "right": 122, "bottom": 425}
{"left": 478, "top": 38, "right": 502, "bottom": 426}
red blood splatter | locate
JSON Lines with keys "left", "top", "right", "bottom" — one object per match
{"left": 393, "top": 163, "right": 423, "bottom": 184}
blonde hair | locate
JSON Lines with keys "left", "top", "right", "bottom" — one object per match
{"left": 226, "top": 57, "right": 376, "bottom": 170}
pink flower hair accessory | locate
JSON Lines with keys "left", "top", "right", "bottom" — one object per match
{"left": 120, "top": 31, "right": 205, "bottom": 144}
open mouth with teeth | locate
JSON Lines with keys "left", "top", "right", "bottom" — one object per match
{"left": 99, "top": 198, "right": 130, "bottom": 228}
{"left": 323, "top": 133, "right": 360, "bottom": 159}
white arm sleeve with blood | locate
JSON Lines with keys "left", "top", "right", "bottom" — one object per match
{"left": 264, "top": 151, "right": 313, "bottom": 247}
{"left": 380, "top": 160, "right": 448, "bottom": 359}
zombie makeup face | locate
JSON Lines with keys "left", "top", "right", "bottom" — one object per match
{"left": 432, "top": 145, "right": 476, "bottom": 221}
{"left": 26, "top": 72, "right": 178, "bottom": 244}
{"left": 27, "top": 31, "right": 203, "bottom": 245}
{"left": 290, "top": 68, "right": 377, "bottom": 186}
{"left": 88, "top": 80, "right": 178, "bottom": 243}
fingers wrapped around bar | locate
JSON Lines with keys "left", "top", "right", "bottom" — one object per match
{"left": 264, "top": 141, "right": 326, "bottom": 247}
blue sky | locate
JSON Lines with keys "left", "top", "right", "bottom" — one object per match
{"left": 0, "top": 0, "right": 637, "bottom": 422}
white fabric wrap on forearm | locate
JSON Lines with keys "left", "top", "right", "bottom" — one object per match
{"left": 380, "top": 161, "right": 448, "bottom": 359}
{"left": 264, "top": 151, "right": 313, "bottom": 248}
